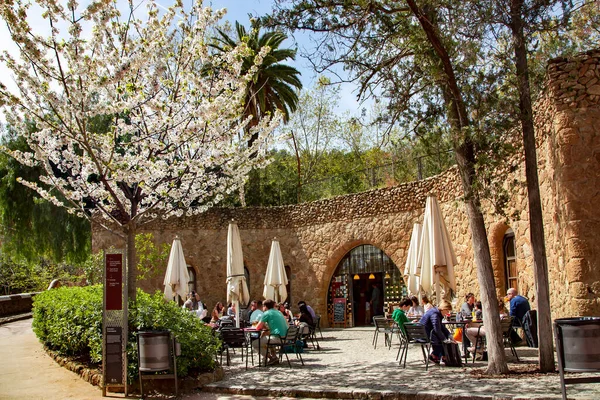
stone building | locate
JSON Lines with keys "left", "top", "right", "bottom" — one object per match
{"left": 93, "top": 49, "right": 600, "bottom": 327}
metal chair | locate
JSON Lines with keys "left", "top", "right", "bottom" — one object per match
{"left": 307, "top": 321, "right": 322, "bottom": 350}
{"left": 372, "top": 316, "right": 394, "bottom": 349}
{"left": 266, "top": 326, "right": 304, "bottom": 368}
{"left": 315, "top": 315, "right": 324, "bottom": 340}
{"left": 472, "top": 317, "right": 520, "bottom": 363}
{"left": 219, "top": 327, "right": 253, "bottom": 369}
{"left": 400, "top": 323, "right": 434, "bottom": 370}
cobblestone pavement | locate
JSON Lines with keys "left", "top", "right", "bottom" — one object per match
{"left": 2, "top": 319, "right": 599, "bottom": 400}
{"left": 200, "top": 327, "right": 600, "bottom": 400}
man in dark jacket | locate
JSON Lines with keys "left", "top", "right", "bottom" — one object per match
{"left": 420, "top": 300, "right": 452, "bottom": 364}
{"left": 506, "top": 288, "right": 530, "bottom": 326}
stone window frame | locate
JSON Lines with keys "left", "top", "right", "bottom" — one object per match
{"left": 187, "top": 265, "right": 196, "bottom": 294}
{"left": 503, "top": 229, "right": 518, "bottom": 293}
{"left": 285, "top": 265, "right": 291, "bottom": 305}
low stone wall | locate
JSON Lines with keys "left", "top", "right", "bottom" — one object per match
{"left": 0, "top": 293, "right": 39, "bottom": 317}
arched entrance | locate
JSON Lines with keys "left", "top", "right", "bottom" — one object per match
{"left": 327, "top": 244, "right": 405, "bottom": 328}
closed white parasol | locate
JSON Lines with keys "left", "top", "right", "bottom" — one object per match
{"left": 404, "top": 223, "right": 422, "bottom": 296}
{"left": 226, "top": 221, "right": 249, "bottom": 327}
{"left": 416, "top": 196, "right": 457, "bottom": 303}
{"left": 263, "top": 239, "right": 288, "bottom": 303}
{"left": 163, "top": 236, "right": 190, "bottom": 303}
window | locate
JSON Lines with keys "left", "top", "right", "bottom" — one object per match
{"left": 187, "top": 265, "right": 196, "bottom": 294}
{"left": 285, "top": 265, "right": 291, "bottom": 304}
{"left": 243, "top": 267, "right": 250, "bottom": 306}
{"left": 503, "top": 230, "right": 518, "bottom": 292}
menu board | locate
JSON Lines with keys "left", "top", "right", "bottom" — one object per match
{"left": 333, "top": 298, "right": 346, "bottom": 324}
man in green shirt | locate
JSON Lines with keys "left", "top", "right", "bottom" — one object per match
{"left": 392, "top": 298, "right": 414, "bottom": 335}
{"left": 254, "top": 299, "right": 289, "bottom": 365}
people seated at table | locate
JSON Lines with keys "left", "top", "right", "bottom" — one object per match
{"left": 210, "top": 302, "right": 224, "bottom": 323}
{"left": 407, "top": 296, "right": 424, "bottom": 317}
{"left": 465, "top": 299, "right": 509, "bottom": 359}
{"left": 474, "top": 301, "right": 483, "bottom": 320}
{"left": 420, "top": 300, "right": 452, "bottom": 364}
{"left": 296, "top": 303, "right": 314, "bottom": 337}
{"left": 460, "top": 292, "right": 475, "bottom": 318}
{"left": 298, "top": 300, "right": 317, "bottom": 321}
{"left": 421, "top": 295, "right": 433, "bottom": 312}
{"left": 227, "top": 302, "right": 236, "bottom": 319}
{"left": 249, "top": 300, "right": 264, "bottom": 324}
{"left": 253, "top": 299, "right": 289, "bottom": 365}
{"left": 183, "top": 291, "right": 207, "bottom": 319}
{"left": 278, "top": 302, "right": 293, "bottom": 324}
{"left": 506, "top": 288, "right": 530, "bottom": 326}
{"left": 391, "top": 298, "right": 413, "bottom": 335}
{"left": 183, "top": 292, "right": 194, "bottom": 310}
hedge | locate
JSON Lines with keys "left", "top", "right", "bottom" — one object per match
{"left": 32, "top": 286, "right": 220, "bottom": 381}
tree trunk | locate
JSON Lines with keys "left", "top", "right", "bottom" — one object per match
{"left": 455, "top": 145, "right": 509, "bottom": 375}
{"left": 510, "top": 0, "right": 555, "bottom": 372}
{"left": 125, "top": 221, "right": 137, "bottom": 301}
{"left": 406, "top": 0, "right": 509, "bottom": 374}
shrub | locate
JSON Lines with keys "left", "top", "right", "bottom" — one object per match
{"left": 33, "top": 286, "right": 219, "bottom": 381}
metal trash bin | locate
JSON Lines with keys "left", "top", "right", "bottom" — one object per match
{"left": 138, "top": 331, "right": 171, "bottom": 371}
{"left": 554, "top": 317, "right": 600, "bottom": 400}
{"left": 137, "top": 331, "right": 177, "bottom": 396}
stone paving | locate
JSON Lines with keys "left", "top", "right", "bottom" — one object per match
{"left": 201, "top": 327, "right": 600, "bottom": 400}
{"left": 2, "top": 318, "right": 599, "bottom": 400}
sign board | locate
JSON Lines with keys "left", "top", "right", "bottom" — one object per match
{"left": 102, "top": 250, "right": 127, "bottom": 397}
{"left": 333, "top": 298, "right": 346, "bottom": 326}
{"left": 104, "top": 327, "right": 123, "bottom": 384}
{"left": 105, "top": 253, "right": 123, "bottom": 310}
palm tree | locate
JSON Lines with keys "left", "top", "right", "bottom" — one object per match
{"left": 212, "top": 20, "right": 302, "bottom": 147}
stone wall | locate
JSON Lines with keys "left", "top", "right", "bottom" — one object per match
{"left": 93, "top": 49, "right": 600, "bottom": 325}
{"left": 0, "top": 293, "right": 38, "bottom": 317}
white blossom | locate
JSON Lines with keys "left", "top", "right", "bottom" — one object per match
{"left": 0, "top": 0, "right": 281, "bottom": 235}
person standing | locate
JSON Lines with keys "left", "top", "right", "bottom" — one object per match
{"left": 370, "top": 283, "right": 381, "bottom": 317}
{"left": 254, "top": 299, "right": 289, "bottom": 365}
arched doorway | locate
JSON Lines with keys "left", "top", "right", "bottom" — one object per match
{"left": 327, "top": 244, "right": 405, "bottom": 328}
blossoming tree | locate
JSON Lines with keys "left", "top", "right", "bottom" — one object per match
{"left": 0, "top": 0, "right": 280, "bottom": 298}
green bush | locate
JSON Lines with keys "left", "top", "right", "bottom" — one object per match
{"left": 33, "top": 286, "right": 220, "bottom": 381}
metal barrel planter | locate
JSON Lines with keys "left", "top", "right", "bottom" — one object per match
{"left": 554, "top": 317, "right": 600, "bottom": 400}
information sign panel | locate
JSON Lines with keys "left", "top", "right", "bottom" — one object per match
{"left": 105, "top": 253, "right": 122, "bottom": 310}
{"left": 104, "top": 327, "right": 123, "bottom": 384}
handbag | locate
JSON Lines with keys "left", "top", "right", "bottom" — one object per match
{"left": 453, "top": 327, "right": 463, "bottom": 342}
{"left": 442, "top": 339, "right": 463, "bottom": 367}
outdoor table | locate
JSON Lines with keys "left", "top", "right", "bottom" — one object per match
{"left": 243, "top": 327, "right": 264, "bottom": 367}
{"left": 442, "top": 320, "right": 471, "bottom": 364}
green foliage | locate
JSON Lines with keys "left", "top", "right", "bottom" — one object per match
{"left": 0, "top": 127, "right": 91, "bottom": 265}
{"left": 32, "top": 287, "right": 220, "bottom": 381}
{"left": 135, "top": 233, "right": 170, "bottom": 282}
{"left": 32, "top": 286, "right": 103, "bottom": 361}
{"left": 0, "top": 254, "right": 82, "bottom": 294}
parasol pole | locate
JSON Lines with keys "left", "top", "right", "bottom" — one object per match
{"left": 234, "top": 294, "right": 240, "bottom": 328}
